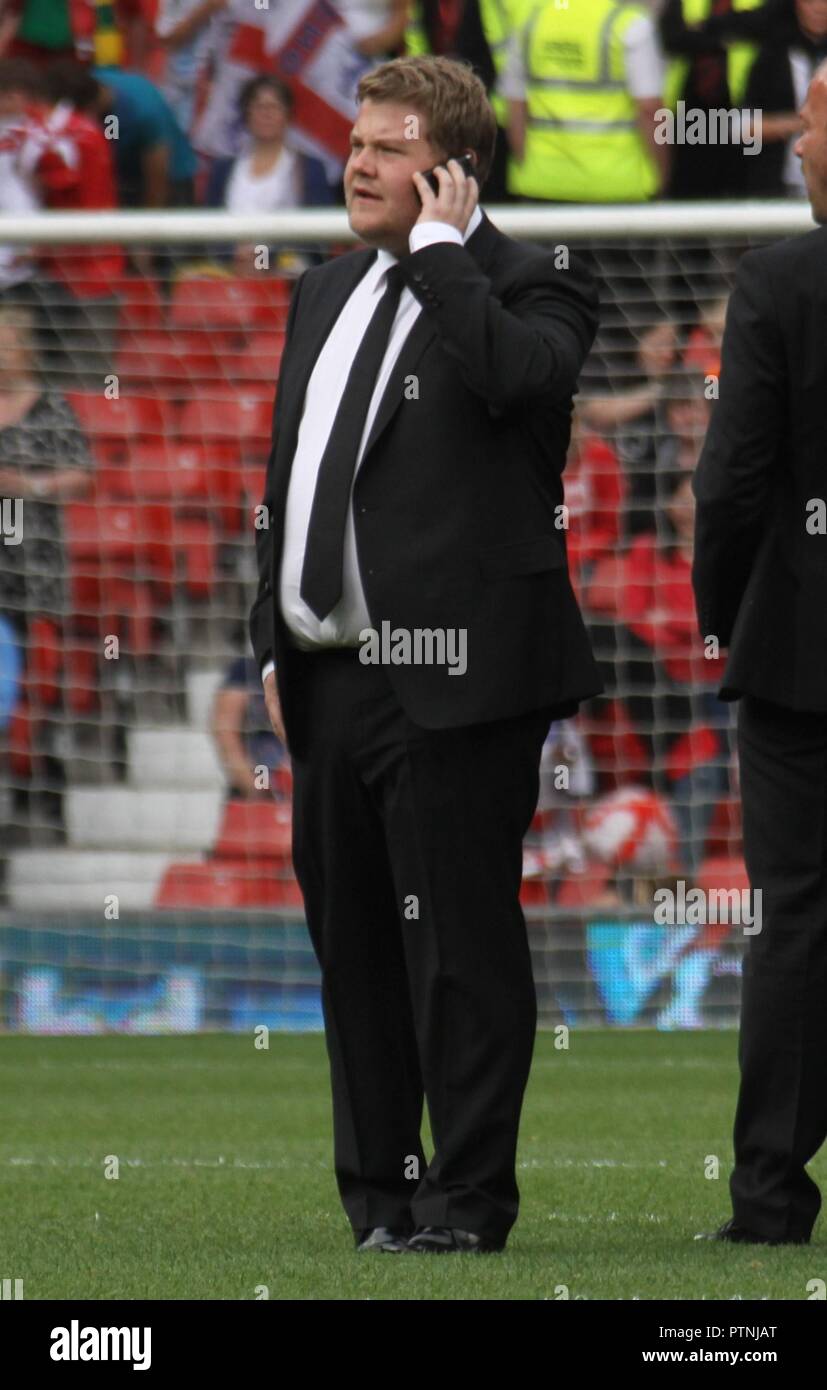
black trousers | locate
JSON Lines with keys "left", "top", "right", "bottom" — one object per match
{"left": 733, "top": 694, "right": 827, "bottom": 1240}
{"left": 289, "top": 646, "right": 552, "bottom": 1243}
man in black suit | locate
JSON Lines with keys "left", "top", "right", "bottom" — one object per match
{"left": 692, "top": 61, "right": 827, "bottom": 1246}
{"left": 249, "top": 55, "right": 602, "bottom": 1254}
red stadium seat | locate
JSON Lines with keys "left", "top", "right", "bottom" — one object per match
{"left": 236, "top": 277, "right": 293, "bottom": 330}
{"left": 695, "top": 855, "right": 749, "bottom": 895}
{"left": 584, "top": 552, "right": 626, "bottom": 619}
{"left": 226, "top": 335, "right": 283, "bottom": 383}
{"left": 213, "top": 798, "right": 292, "bottom": 861}
{"left": 169, "top": 276, "right": 290, "bottom": 334}
{"left": 115, "top": 334, "right": 227, "bottom": 394}
{"left": 154, "top": 860, "right": 303, "bottom": 908}
{"left": 114, "top": 274, "right": 166, "bottom": 332}
{"left": 178, "top": 394, "right": 274, "bottom": 451}
{"left": 65, "top": 502, "right": 166, "bottom": 652}
{"left": 27, "top": 616, "right": 62, "bottom": 706}
{"left": 271, "top": 765, "right": 293, "bottom": 799}
{"left": 6, "top": 700, "right": 33, "bottom": 777}
{"left": 66, "top": 393, "right": 176, "bottom": 473}
{"left": 97, "top": 442, "right": 215, "bottom": 503}
{"left": 66, "top": 391, "right": 170, "bottom": 444}
{"left": 704, "top": 796, "right": 743, "bottom": 857}
{"left": 173, "top": 515, "right": 218, "bottom": 596}
{"left": 265, "top": 876, "right": 305, "bottom": 907}
{"left": 519, "top": 877, "right": 550, "bottom": 906}
{"left": 154, "top": 862, "right": 250, "bottom": 909}
{"left": 555, "top": 864, "right": 614, "bottom": 908}
{"left": 99, "top": 442, "right": 242, "bottom": 536}
{"left": 63, "top": 640, "right": 99, "bottom": 715}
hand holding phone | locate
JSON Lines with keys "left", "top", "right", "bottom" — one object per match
{"left": 412, "top": 153, "right": 479, "bottom": 237}
{"left": 419, "top": 152, "right": 477, "bottom": 198}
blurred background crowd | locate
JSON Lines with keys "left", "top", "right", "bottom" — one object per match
{"left": 0, "top": 0, "right": 821, "bottom": 936}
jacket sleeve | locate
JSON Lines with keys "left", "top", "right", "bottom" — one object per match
{"left": 396, "top": 239, "right": 599, "bottom": 413}
{"left": 691, "top": 250, "right": 785, "bottom": 647}
{"left": 248, "top": 269, "right": 306, "bottom": 673}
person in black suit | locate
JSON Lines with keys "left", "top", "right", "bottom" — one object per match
{"left": 249, "top": 54, "right": 602, "bottom": 1254}
{"left": 692, "top": 60, "right": 827, "bottom": 1245}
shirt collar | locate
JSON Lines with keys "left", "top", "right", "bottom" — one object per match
{"left": 375, "top": 202, "right": 484, "bottom": 278}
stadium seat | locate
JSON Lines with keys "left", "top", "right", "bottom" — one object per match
{"left": 154, "top": 860, "right": 303, "bottom": 909}
{"left": 67, "top": 392, "right": 170, "bottom": 445}
{"left": 704, "top": 796, "right": 743, "bottom": 857}
{"left": 154, "top": 862, "right": 252, "bottom": 909}
{"left": 555, "top": 864, "right": 614, "bottom": 908}
{"left": 66, "top": 502, "right": 166, "bottom": 653}
{"left": 97, "top": 442, "right": 214, "bottom": 504}
{"left": 695, "top": 856, "right": 749, "bottom": 895}
{"left": 178, "top": 395, "right": 274, "bottom": 451}
{"left": 66, "top": 393, "right": 176, "bottom": 474}
{"left": 271, "top": 765, "right": 293, "bottom": 799}
{"left": 115, "top": 334, "right": 226, "bottom": 394}
{"left": 6, "top": 698, "right": 33, "bottom": 777}
{"left": 519, "top": 877, "right": 550, "bottom": 906}
{"left": 27, "top": 616, "right": 62, "bottom": 707}
{"left": 63, "top": 641, "right": 100, "bottom": 715}
{"left": 213, "top": 798, "right": 292, "bottom": 861}
{"left": 114, "top": 274, "right": 166, "bottom": 332}
{"left": 100, "top": 440, "right": 243, "bottom": 537}
{"left": 584, "top": 552, "right": 626, "bottom": 618}
{"left": 169, "top": 276, "right": 291, "bottom": 335}
{"left": 226, "top": 336, "right": 283, "bottom": 383}
{"left": 172, "top": 515, "right": 218, "bottom": 597}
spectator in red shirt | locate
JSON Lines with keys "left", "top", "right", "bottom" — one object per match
{"left": 614, "top": 469, "right": 733, "bottom": 875}
{"left": 563, "top": 409, "right": 626, "bottom": 607}
{"left": 14, "top": 57, "right": 125, "bottom": 386}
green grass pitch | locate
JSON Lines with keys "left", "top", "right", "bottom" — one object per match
{"left": 1, "top": 1030, "right": 823, "bottom": 1300}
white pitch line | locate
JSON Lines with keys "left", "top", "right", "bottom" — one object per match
{"left": 0, "top": 1155, "right": 670, "bottom": 1171}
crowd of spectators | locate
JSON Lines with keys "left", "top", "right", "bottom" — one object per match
{"left": 0, "top": 0, "right": 814, "bottom": 887}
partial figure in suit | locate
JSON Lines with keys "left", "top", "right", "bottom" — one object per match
{"left": 692, "top": 58, "right": 827, "bottom": 1246}
{"left": 249, "top": 54, "right": 603, "bottom": 1254}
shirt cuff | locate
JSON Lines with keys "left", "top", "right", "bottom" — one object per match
{"left": 408, "top": 221, "right": 464, "bottom": 253}
{"left": 261, "top": 659, "right": 275, "bottom": 683}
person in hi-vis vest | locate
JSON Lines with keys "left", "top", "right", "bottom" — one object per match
{"left": 501, "top": 0, "right": 669, "bottom": 202}
{"left": 405, "top": 0, "right": 520, "bottom": 199}
{"left": 659, "top": 0, "right": 764, "bottom": 198}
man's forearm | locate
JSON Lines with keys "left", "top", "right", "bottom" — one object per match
{"left": 397, "top": 240, "right": 598, "bottom": 410}
{"left": 638, "top": 100, "right": 669, "bottom": 193}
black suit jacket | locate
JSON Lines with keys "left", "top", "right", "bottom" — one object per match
{"left": 249, "top": 208, "right": 604, "bottom": 756}
{"left": 692, "top": 223, "right": 827, "bottom": 712}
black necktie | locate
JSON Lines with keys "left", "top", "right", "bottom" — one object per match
{"left": 299, "top": 261, "right": 406, "bottom": 622}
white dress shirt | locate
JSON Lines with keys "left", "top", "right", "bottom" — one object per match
{"left": 261, "top": 202, "right": 483, "bottom": 683}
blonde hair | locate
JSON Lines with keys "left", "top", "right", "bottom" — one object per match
{"left": 357, "top": 55, "right": 497, "bottom": 190}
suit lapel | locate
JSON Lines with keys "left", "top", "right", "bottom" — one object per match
{"left": 272, "top": 209, "right": 503, "bottom": 509}
{"left": 271, "top": 247, "right": 374, "bottom": 510}
{"left": 358, "top": 210, "right": 502, "bottom": 466}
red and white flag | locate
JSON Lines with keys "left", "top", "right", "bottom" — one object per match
{"left": 193, "top": 0, "right": 374, "bottom": 181}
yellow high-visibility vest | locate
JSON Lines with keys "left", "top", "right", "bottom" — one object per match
{"left": 404, "top": 0, "right": 514, "bottom": 125}
{"left": 506, "top": 0, "right": 660, "bottom": 203}
{"left": 662, "top": 0, "right": 763, "bottom": 112}
{"left": 404, "top": 0, "right": 430, "bottom": 55}
{"left": 481, "top": 0, "right": 516, "bottom": 127}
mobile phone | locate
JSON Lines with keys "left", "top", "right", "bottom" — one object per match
{"left": 420, "top": 152, "right": 477, "bottom": 197}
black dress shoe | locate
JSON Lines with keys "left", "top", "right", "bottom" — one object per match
{"left": 355, "top": 1226, "right": 411, "bottom": 1252}
{"left": 406, "top": 1225, "right": 505, "bottom": 1253}
{"left": 695, "top": 1217, "right": 810, "bottom": 1246}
